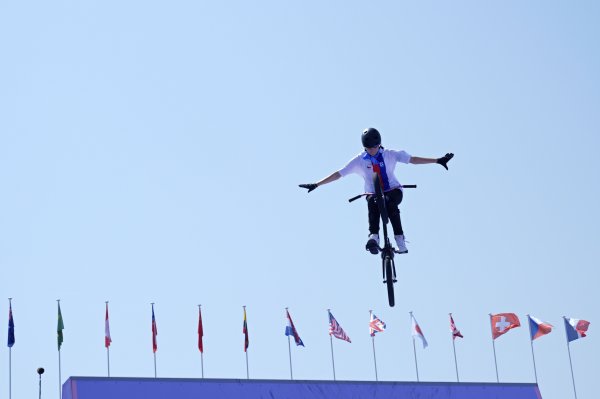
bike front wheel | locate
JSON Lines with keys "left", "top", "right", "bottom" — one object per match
{"left": 384, "top": 256, "right": 395, "bottom": 307}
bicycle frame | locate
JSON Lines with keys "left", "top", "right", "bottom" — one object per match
{"left": 349, "top": 175, "right": 416, "bottom": 307}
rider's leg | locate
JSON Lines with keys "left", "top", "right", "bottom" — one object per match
{"left": 386, "top": 189, "right": 408, "bottom": 253}
{"left": 366, "top": 195, "right": 380, "bottom": 254}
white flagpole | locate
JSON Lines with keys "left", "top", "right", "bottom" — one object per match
{"left": 327, "top": 309, "right": 336, "bottom": 381}
{"left": 526, "top": 315, "right": 538, "bottom": 384}
{"left": 8, "top": 298, "right": 12, "bottom": 399}
{"left": 450, "top": 313, "right": 459, "bottom": 382}
{"left": 369, "top": 310, "right": 378, "bottom": 381}
{"left": 243, "top": 306, "right": 249, "bottom": 380}
{"left": 410, "top": 312, "right": 419, "bottom": 382}
{"left": 57, "top": 299, "right": 62, "bottom": 399}
{"left": 563, "top": 316, "right": 578, "bottom": 399}
{"left": 489, "top": 313, "right": 499, "bottom": 383}
{"left": 286, "top": 308, "right": 293, "bottom": 380}
{"left": 151, "top": 303, "right": 157, "bottom": 378}
{"left": 106, "top": 301, "right": 110, "bottom": 377}
{"left": 198, "top": 305, "right": 204, "bottom": 378}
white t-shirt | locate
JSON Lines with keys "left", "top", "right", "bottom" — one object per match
{"left": 338, "top": 148, "right": 412, "bottom": 193}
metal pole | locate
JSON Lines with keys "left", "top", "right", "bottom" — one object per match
{"left": 563, "top": 316, "right": 578, "bottom": 399}
{"left": 9, "top": 347, "right": 12, "bottom": 399}
{"left": 153, "top": 353, "right": 157, "bottom": 378}
{"left": 329, "top": 335, "right": 336, "bottom": 381}
{"left": 245, "top": 351, "right": 249, "bottom": 379}
{"left": 452, "top": 338, "right": 459, "bottom": 382}
{"left": 39, "top": 372, "right": 42, "bottom": 399}
{"left": 106, "top": 301, "right": 110, "bottom": 377}
{"left": 58, "top": 349, "right": 62, "bottom": 399}
{"left": 450, "top": 313, "right": 459, "bottom": 382}
{"left": 327, "top": 309, "right": 336, "bottom": 381}
{"left": 412, "top": 337, "right": 420, "bottom": 382}
{"left": 198, "top": 305, "right": 204, "bottom": 378}
{"left": 371, "top": 336, "right": 378, "bottom": 381}
{"left": 489, "top": 314, "right": 499, "bottom": 383}
{"left": 526, "top": 315, "right": 538, "bottom": 384}
{"left": 8, "top": 297, "right": 12, "bottom": 399}
{"left": 285, "top": 307, "right": 293, "bottom": 380}
{"left": 243, "top": 305, "right": 249, "bottom": 379}
{"left": 287, "top": 335, "right": 293, "bottom": 380}
{"left": 369, "top": 310, "right": 378, "bottom": 381}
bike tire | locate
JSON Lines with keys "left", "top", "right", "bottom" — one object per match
{"left": 384, "top": 256, "right": 395, "bottom": 307}
{"left": 372, "top": 174, "right": 389, "bottom": 225}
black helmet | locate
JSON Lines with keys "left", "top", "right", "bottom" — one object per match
{"left": 361, "top": 128, "right": 381, "bottom": 148}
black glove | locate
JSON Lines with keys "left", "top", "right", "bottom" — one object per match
{"left": 436, "top": 153, "right": 454, "bottom": 170}
{"left": 299, "top": 183, "right": 318, "bottom": 193}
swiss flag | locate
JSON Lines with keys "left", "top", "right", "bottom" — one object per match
{"left": 491, "top": 313, "right": 521, "bottom": 339}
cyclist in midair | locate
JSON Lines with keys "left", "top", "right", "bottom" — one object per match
{"left": 300, "top": 128, "right": 453, "bottom": 254}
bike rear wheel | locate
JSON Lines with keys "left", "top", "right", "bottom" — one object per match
{"left": 384, "top": 256, "right": 395, "bottom": 307}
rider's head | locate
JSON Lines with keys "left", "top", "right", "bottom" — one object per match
{"left": 362, "top": 128, "right": 381, "bottom": 152}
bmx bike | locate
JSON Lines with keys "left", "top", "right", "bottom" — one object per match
{"left": 349, "top": 174, "right": 416, "bottom": 307}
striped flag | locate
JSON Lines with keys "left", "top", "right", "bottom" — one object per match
{"left": 105, "top": 303, "right": 112, "bottom": 348}
{"left": 369, "top": 312, "right": 386, "bottom": 337}
{"left": 151, "top": 305, "right": 158, "bottom": 353}
{"left": 285, "top": 309, "right": 304, "bottom": 347}
{"left": 243, "top": 307, "right": 249, "bottom": 352}
{"left": 411, "top": 313, "right": 428, "bottom": 349}
{"left": 328, "top": 311, "right": 351, "bottom": 343}
{"left": 198, "top": 307, "right": 204, "bottom": 353}
{"left": 450, "top": 314, "right": 463, "bottom": 339}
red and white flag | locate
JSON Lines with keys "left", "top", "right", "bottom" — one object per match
{"left": 411, "top": 313, "right": 428, "bottom": 349}
{"left": 105, "top": 303, "right": 112, "bottom": 348}
{"left": 491, "top": 313, "right": 520, "bottom": 339}
{"left": 450, "top": 314, "right": 463, "bottom": 340}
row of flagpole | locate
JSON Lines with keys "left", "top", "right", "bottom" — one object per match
{"left": 5, "top": 300, "right": 591, "bottom": 399}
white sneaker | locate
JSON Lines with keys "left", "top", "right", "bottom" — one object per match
{"left": 365, "top": 234, "right": 379, "bottom": 254}
{"left": 395, "top": 235, "right": 408, "bottom": 254}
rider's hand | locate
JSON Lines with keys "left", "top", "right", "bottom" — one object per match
{"left": 436, "top": 153, "right": 454, "bottom": 170}
{"left": 299, "top": 183, "right": 318, "bottom": 193}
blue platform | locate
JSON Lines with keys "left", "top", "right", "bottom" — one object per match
{"left": 62, "top": 377, "right": 542, "bottom": 399}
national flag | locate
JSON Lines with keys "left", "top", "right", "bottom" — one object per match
{"left": 285, "top": 309, "right": 304, "bottom": 347}
{"left": 198, "top": 307, "right": 204, "bottom": 353}
{"left": 7, "top": 303, "right": 15, "bottom": 348}
{"left": 243, "top": 307, "right": 249, "bottom": 352}
{"left": 564, "top": 317, "right": 590, "bottom": 342}
{"left": 411, "top": 313, "right": 428, "bottom": 349}
{"left": 369, "top": 312, "right": 386, "bottom": 337}
{"left": 450, "top": 314, "right": 463, "bottom": 340}
{"left": 528, "top": 315, "right": 552, "bottom": 341}
{"left": 105, "top": 303, "right": 112, "bottom": 348}
{"left": 490, "top": 313, "right": 520, "bottom": 339}
{"left": 57, "top": 302, "right": 65, "bottom": 350}
{"left": 151, "top": 305, "right": 158, "bottom": 353}
{"left": 328, "top": 311, "right": 351, "bottom": 343}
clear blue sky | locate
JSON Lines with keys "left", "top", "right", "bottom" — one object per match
{"left": 1, "top": 1, "right": 598, "bottom": 399}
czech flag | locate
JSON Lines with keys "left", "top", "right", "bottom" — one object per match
{"left": 528, "top": 315, "right": 552, "bottom": 340}
{"left": 564, "top": 317, "right": 590, "bottom": 342}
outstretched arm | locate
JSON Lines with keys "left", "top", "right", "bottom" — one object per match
{"left": 299, "top": 171, "right": 341, "bottom": 193}
{"left": 410, "top": 153, "right": 454, "bottom": 170}
{"left": 409, "top": 157, "right": 437, "bottom": 165}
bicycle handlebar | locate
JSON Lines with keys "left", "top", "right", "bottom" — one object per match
{"left": 348, "top": 185, "right": 417, "bottom": 203}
